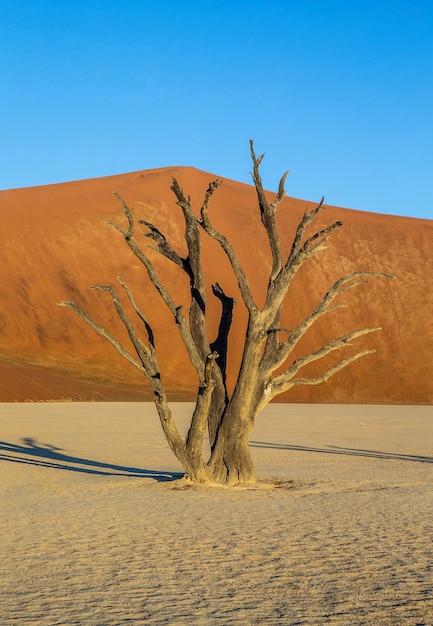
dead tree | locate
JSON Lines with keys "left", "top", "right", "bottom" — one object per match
{"left": 60, "top": 142, "right": 393, "bottom": 486}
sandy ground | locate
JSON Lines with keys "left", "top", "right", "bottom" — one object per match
{"left": 1, "top": 402, "right": 432, "bottom": 625}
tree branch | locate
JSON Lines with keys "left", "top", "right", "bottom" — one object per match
{"left": 249, "top": 140, "right": 285, "bottom": 279}
{"left": 108, "top": 194, "right": 205, "bottom": 379}
{"left": 199, "top": 180, "right": 258, "bottom": 314}
{"left": 90, "top": 284, "right": 152, "bottom": 365}
{"left": 58, "top": 299, "right": 148, "bottom": 376}
{"left": 60, "top": 292, "right": 188, "bottom": 469}
{"left": 139, "top": 219, "right": 186, "bottom": 269}
{"left": 186, "top": 352, "right": 219, "bottom": 458}
{"left": 275, "top": 349, "right": 376, "bottom": 393}
{"left": 170, "top": 178, "right": 230, "bottom": 443}
{"left": 116, "top": 276, "right": 157, "bottom": 357}
{"left": 170, "top": 177, "right": 208, "bottom": 319}
{"left": 260, "top": 197, "right": 344, "bottom": 322}
{"left": 268, "top": 327, "right": 381, "bottom": 400}
{"left": 285, "top": 199, "right": 324, "bottom": 265}
{"left": 263, "top": 272, "right": 394, "bottom": 376}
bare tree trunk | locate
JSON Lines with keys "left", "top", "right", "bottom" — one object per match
{"left": 210, "top": 408, "right": 256, "bottom": 485}
{"left": 209, "top": 341, "right": 264, "bottom": 485}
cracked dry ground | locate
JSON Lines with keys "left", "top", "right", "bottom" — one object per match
{"left": 1, "top": 403, "right": 432, "bottom": 625}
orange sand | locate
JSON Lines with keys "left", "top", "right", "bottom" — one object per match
{"left": 1, "top": 167, "right": 432, "bottom": 403}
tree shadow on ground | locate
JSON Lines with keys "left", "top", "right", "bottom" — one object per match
{"left": 249, "top": 441, "right": 433, "bottom": 464}
{"left": 0, "top": 438, "right": 182, "bottom": 481}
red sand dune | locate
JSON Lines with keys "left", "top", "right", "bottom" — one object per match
{"left": 0, "top": 167, "right": 432, "bottom": 403}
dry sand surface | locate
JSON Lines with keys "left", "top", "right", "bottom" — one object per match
{"left": 1, "top": 402, "right": 432, "bottom": 625}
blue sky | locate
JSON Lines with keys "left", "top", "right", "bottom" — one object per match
{"left": 1, "top": 0, "right": 432, "bottom": 219}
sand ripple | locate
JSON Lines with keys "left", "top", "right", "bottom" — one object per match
{"left": 1, "top": 403, "right": 432, "bottom": 624}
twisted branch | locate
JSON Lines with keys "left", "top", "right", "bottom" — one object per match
{"left": 186, "top": 351, "right": 219, "bottom": 458}
{"left": 262, "top": 271, "right": 394, "bottom": 376}
{"left": 261, "top": 199, "right": 344, "bottom": 320}
{"left": 199, "top": 180, "right": 257, "bottom": 315}
{"left": 58, "top": 299, "right": 147, "bottom": 375}
{"left": 108, "top": 194, "right": 205, "bottom": 380}
{"left": 250, "top": 139, "right": 287, "bottom": 279}
{"left": 285, "top": 350, "right": 376, "bottom": 388}
{"left": 268, "top": 327, "right": 381, "bottom": 400}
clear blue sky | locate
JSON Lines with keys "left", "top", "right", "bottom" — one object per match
{"left": 1, "top": 0, "right": 432, "bottom": 219}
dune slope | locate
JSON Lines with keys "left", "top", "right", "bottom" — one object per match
{"left": 0, "top": 167, "right": 432, "bottom": 402}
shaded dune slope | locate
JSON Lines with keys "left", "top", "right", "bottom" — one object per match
{"left": 0, "top": 167, "right": 431, "bottom": 402}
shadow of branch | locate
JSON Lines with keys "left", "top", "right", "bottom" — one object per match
{"left": 249, "top": 441, "right": 433, "bottom": 464}
{"left": 0, "top": 438, "right": 182, "bottom": 481}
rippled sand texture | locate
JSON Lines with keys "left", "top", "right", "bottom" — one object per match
{"left": 1, "top": 402, "right": 432, "bottom": 625}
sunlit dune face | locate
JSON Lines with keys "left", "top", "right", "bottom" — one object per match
{"left": 0, "top": 168, "right": 432, "bottom": 403}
